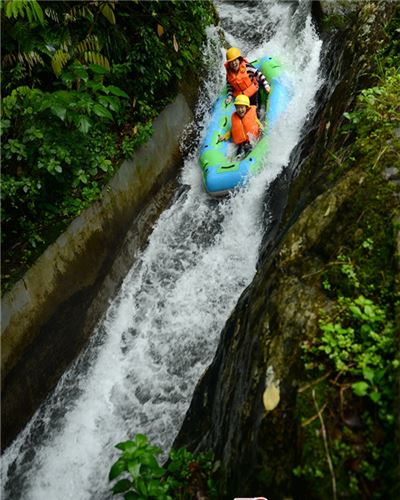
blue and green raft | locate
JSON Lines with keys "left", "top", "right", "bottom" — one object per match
{"left": 199, "top": 56, "right": 290, "bottom": 197}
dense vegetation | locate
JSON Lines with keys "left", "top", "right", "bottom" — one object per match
{"left": 295, "top": 12, "right": 400, "bottom": 499}
{"left": 109, "top": 434, "right": 218, "bottom": 499}
{"left": 1, "top": 0, "right": 216, "bottom": 293}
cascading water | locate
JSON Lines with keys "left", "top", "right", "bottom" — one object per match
{"left": 1, "top": 1, "right": 322, "bottom": 498}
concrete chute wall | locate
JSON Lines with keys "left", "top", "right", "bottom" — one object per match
{"left": 1, "top": 94, "right": 193, "bottom": 449}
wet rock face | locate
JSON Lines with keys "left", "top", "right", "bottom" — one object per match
{"left": 174, "top": 2, "right": 398, "bottom": 498}
{"left": 175, "top": 172, "right": 359, "bottom": 497}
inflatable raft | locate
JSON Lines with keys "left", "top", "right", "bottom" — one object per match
{"left": 199, "top": 56, "right": 290, "bottom": 197}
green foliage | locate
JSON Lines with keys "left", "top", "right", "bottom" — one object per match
{"left": 342, "top": 67, "right": 400, "bottom": 169}
{"left": 165, "top": 447, "right": 218, "bottom": 499}
{"left": 51, "top": 34, "right": 112, "bottom": 77}
{"left": 313, "top": 293, "right": 396, "bottom": 419}
{"left": 1, "top": 76, "right": 127, "bottom": 289}
{"left": 109, "top": 434, "right": 218, "bottom": 499}
{"left": 298, "top": 279, "right": 398, "bottom": 498}
{"left": 1, "top": 0, "right": 216, "bottom": 293}
{"left": 2, "top": 0, "right": 44, "bottom": 24}
{"left": 109, "top": 435, "right": 169, "bottom": 499}
{"left": 295, "top": 29, "right": 399, "bottom": 499}
{"left": 109, "top": 0, "right": 215, "bottom": 108}
{"left": 121, "top": 124, "right": 154, "bottom": 159}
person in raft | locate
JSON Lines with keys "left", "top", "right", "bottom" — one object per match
{"left": 224, "top": 47, "right": 271, "bottom": 112}
{"left": 217, "top": 94, "right": 263, "bottom": 156}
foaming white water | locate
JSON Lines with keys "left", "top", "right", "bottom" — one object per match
{"left": 1, "top": 2, "right": 322, "bottom": 499}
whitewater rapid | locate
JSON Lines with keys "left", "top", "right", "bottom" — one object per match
{"left": 1, "top": 1, "right": 322, "bottom": 498}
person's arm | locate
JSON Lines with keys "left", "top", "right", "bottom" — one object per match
{"left": 226, "top": 78, "right": 233, "bottom": 104}
{"left": 247, "top": 63, "right": 271, "bottom": 93}
{"left": 217, "top": 129, "right": 231, "bottom": 143}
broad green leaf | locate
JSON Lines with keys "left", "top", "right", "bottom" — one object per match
{"left": 136, "top": 477, "right": 147, "bottom": 496}
{"left": 89, "top": 63, "right": 109, "bottom": 75}
{"left": 127, "top": 462, "right": 141, "bottom": 479}
{"left": 77, "top": 116, "right": 91, "bottom": 133}
{"left": 72, "top": 66, "right": 89, "bottom": 81}
{"left": 116, "top": 441, "right": 137, "bottom": 453}
{"left": 93, "top": 104, "right": 113, "bottom": 120}
{"left": 134, "top": 434, "right": 149, "bottom": 447}
{"left": 100, "top": 3, "right": 116, "bottom": 24}
{"left": 0, "top": 119, "right": 11, "bottom": 134}
{"left": 147, "top": 479, "right": 165, "bottom": 496}
{"left": 369, "top": 391, "right": 381, "bottom": 403}
{"left": 123, "top": 492, "right": 137, "bottom": 500}
{"left": 112, "top": 479, "right": 132, "bottom": 494}
{"left": 352, "top": 381, "right": 369, "bottom": 397}
{"left": 53, "top": 90, "right": 75, "bottom": 103}
{"left": 106, "top": 85, "right": 129, "bottom": 98}
{"left": 140, "top": 453, "right": 160, "bottom": 469}
{"left": 99, "top": 159, "right": 112, "bottom": 172}
{"left": 98, "top": 95, "right": 120, "bottom": 112}
{"left": 86, "top": 81, "right": 103, "bottom": 92}
{"left": 151, "top": 466, "right": 165, "bottom": 478}
{"left": 51, "top": 105, "right": 67, "bottom": 121}
{"left": 109, "top": 458, "right": 126, "bottom": 480}
{"left": 362, "top": 366, "right": 375, "bottom": 383}
{"left": 349, "top": 304, "right": 362, "bottom": 319}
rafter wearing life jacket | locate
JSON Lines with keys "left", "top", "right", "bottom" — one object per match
{"left": 225, "top": 58, "right": 270, "bottom": 101}
{"left": 231, "top": 105, "right": 261, "bottom": 145}
{"left": 217, "top": 94, "right": 263, "bottom": 147}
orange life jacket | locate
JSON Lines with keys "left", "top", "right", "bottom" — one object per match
{"left": 225, "top": 58, "right": 259, "bottom": 97}
{"left": 231, "top": 106, "right": 261, "bottom": 145}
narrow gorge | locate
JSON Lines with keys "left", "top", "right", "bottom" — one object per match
{"left": 2, "top": 1, "right": 399, "bottom": 499}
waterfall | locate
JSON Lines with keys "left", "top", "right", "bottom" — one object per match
{"left": 1, "top": 1, "right": 322, "bottom": 498}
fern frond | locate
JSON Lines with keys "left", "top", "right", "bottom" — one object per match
{"left": 76, "top": 35, "right": 101, "bottom": 55}
{"left": 3, "top": 51, "right": 44, "bottom": 69}
{"left": 82, "top": 51, "right": 110, "bottom": 71}
{"left": 99, "top": 2, "right": 116, "bottom": 25}
{"left": 4, "top": 0, "right": 44, "bottom": 24}
{"left": 20, "top": 51, "right": 44, "bottom": 69}
{"left": 2, "top": 54, "right": 17, "bottom": 67}
{"left": 44, "top": 7, "right": 59, "bottom": 23}
{"left": 52, "top": 50, "right": 70, "bottom": 76}
{"left": 65, "top": 5, "right": 93, "bottom": 23}
{"left": 60, "top": 41, "right": 72, "bottom": 52}
{"left": 30, "top": 0, "right": 44, "bottom": 23}
{"left": 5, "top": 0, "right": 23, "bottom": 19}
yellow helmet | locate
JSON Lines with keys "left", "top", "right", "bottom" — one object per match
{"left": 226, "top": 47, "right": 241, "bottom": 62}
{"left": 234, "top": 94, "right": 250, "bottom": 107}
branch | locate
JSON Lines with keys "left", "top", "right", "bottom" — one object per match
{"left": 312, "top": 388, "right": 337, "bottom": 500}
